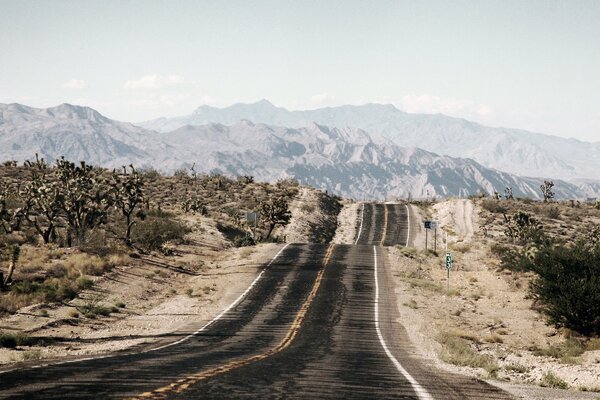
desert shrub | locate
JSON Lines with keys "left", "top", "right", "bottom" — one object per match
{"left": 541, "top": 206, "right": 561, "bottom": 220}
{"left": 525, "top": 241, "right": 600, "bottom": 336}
{"left": 481, "top": 199, "right": 508, "bottom": 214}
{"left": 533, "top": 338, "right": 584, "bottom": 359}
{"left": 437, "top": 331, "right": 498, "bottom": 374}
{"left": 540, "top": 372, "right": 569, "bottom": 389}
{"left": 64, "top": 253, "right": 109, "bottom": 276}
{"left": 132, "top": 210, "right": 190, "bottom": 251}
{"left": 0, "top": 331, "right": 34, "bottom": 348}
{"left": 233, "top": 235, "right": 256, "bottom": 247}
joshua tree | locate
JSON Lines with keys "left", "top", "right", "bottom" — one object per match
{"left": 492, "top": 190, "right": 501, "bottom": 200}
{"left": 503, "top": 211, "right": 543, "bottom": 244}
{"left": 112, "top": 165, "right": 145, "bottom": 245}
{"left": 0, "top": 180, "right": 29, "bottom": 235}
{"left": 504, "top": 187, "right": 514, "bottom": 200}
{"left": 540, "top": 180, "right": 555, "bottom": 202}
{"left": 21, "top": 161, "right": 63, "bottom": 244}
{"left": 259, "top": 196, "right": 291, "bottom": 240}
{"left": 0, "top": 181, "right": 27, "bottom": 288}
{"left": 56, "top": 158, "right": 112, "bottom": 246}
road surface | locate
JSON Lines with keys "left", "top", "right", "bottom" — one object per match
{"left": 0, "top": 203, "right": 512, "bottom": 399}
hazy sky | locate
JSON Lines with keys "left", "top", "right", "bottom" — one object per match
{"left": 1, "top": 0, "right": 599, "bottom": 141}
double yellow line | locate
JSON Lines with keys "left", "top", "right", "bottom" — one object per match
{"left": 133, "top": 244, "right": 336, "bottom": 399}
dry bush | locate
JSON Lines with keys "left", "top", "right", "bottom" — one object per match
{"left": 437, "top": 331, "right": 498, "bottom": 375}
{"left": 63, "top": 253, "right": 109, "bottom": 276}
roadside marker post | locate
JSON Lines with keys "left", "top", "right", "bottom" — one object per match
{"left": 246, "top": 211, "right": 258, "bottom": 239}
{"left": 423, "top": 221, "right": 439, "bottom": 252}
{"left": 445, "top": 248, "right": 453, "bottom": 291}
{"left": 424, "top": 221, "right": 431, "bottom": 250}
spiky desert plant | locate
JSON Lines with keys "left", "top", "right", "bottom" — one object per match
{"left": 540, "top": 180, "right": 555, "bottom": 202}
{"left": 259, "top": 196, "right": 291, "bottom": 240}
{"left": 504, "top": 187, "right": 514, "bottom": 200}
{"left": 0, "top": 180, "right": 29, "bottom": 235}
{"left": 503, "top": 211, "right": 544, "bottom": 244}
{"left": 55, "top": 158, "right": 112, "bottom": 246}
{"left": 112, "top": 165, "right": 145, "bottom": 245}
{"left": 22, "top": 164, "right": 63, "bottom": 244}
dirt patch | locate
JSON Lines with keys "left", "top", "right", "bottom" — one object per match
{"left": 283, "top": 187, "right": 341, "bottom": 243}
{"left": 332, "top": 201, "right": 360, "bottom": 244}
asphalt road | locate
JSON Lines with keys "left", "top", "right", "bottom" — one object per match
{"left": 0, "top": 203, "right": 512, "bottom": 399}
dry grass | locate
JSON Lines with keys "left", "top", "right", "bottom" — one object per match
{"left": 437, "top": 330, "right": 498, "bottom": 376}
{"left": 539, "top": 371, "right": 569, "bottom": 389}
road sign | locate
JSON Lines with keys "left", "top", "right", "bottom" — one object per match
{"left": 424, "top": 221, "right": 439, "bottom": 229}
{"left": 445, "top": 252, "right": 453, "bottom": 270}
{"left": 246, "top": 211, "right": 258, "bottom": 223}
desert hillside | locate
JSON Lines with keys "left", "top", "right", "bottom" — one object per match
{"left": 0, "top": 160, "right": 341, "bottom": 366}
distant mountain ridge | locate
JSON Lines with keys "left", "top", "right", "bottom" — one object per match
{"left": 1, "top": 102, "right": 598, "bottom": 200}
{"left": 140, "top": 100, "right": 600, "bottom": 181}
{"left": 0, "top": 103, "right": 181, "bottom": 170}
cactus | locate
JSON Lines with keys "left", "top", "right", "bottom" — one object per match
{"left": 540, "top": 180, "right": 555, "bottom": 202}
{"left": 504, "top": 187, "right": 514, "bottom": 200}
{"left": 492, "top": 190, "right": 501, "bottom": 200}
{"left": 112, "top": 165, "right": 145, "bottom": 245}
{"left": 259, "top": 196, "right": 292, "bottom": 240}
{"left": 503, "top": 211, "right": 543, "bottom": 244}
{"left": 181, "top": 196, "right": 207, "bottom": 215}
{"left": 55, "top": 157, "right": 112, "bottom": 246}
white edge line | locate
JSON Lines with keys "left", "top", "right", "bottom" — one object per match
{"left": 354, "top": 203, "right": 365, "bottom": 245}
{"left": 0, "top": 243, "right": 291, "bottom": 375}
{"left": 405, "top": 203, "right": 411, "bottom": 247}
{"left": 373, "top": 246, "right": 434, "bottom": 400}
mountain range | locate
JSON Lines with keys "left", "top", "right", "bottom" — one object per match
{"left": 1, "top": 102, "right": 598, "bottom": 200}
{"left": 141, "top": 100, "right": 600, "bottom": 182}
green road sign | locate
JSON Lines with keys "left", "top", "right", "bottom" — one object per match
{"left": 445, "top": 252, "right": 453, "bottom": 270}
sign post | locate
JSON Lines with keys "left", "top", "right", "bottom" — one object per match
{"left": 423, "top": 221, "right": 439, "bottom": 252}
{"left": 445, "top": 251, "right": 453, "bottom": 291}
{"left": 246, "top": 211, "right": 258, "bottom": 239}
{"left": 424, "top": 221, "right": 431, "bottom": 250}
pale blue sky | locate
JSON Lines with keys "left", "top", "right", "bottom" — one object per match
{"left": 1, "top": 0, "right": 599, "bottom": 141}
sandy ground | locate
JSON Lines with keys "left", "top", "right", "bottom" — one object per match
{"left": 284, "top": 187, "right": 321, "bottom": 243}
{"left": 332, "top": 201, "right": 360, "bottom": 244}
{"left": 380, "top": 199, "right": 600, "bottom": 398}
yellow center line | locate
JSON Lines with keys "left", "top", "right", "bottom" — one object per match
{"left": 380, "top": 204, "right": 389, "bottom": 246}
{"left": 130, "top": 244, "right": 336, "bottom": 400}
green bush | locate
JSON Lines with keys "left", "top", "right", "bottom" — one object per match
{"left": 481, "top": 199, "right": 508, "bottom": 214}
{"left": 0, "top": 331, "right": 34, "bottom": 348}
{"left": 233, "top": 235, "right": 256, "bottom": 247}
{"left": 132, "top": 211, "right": 191, "bottom": 250}
{"left": 527, "top": 241, "right": 600, "bottom": 336}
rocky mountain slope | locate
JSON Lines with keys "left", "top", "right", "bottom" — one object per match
{"left": 1, "top": 102, "right": 596, "bottom": 200}
{"left": 140, "top": 100, "right": 600, "bottom": 181}
{"left": 0, "top": 103, "right": 182, "bottom": 170}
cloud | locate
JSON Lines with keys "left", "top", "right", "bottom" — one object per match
{"left": 61, "top": 79, "right": 87, "bottom": 90}
{"left": 124, "top": 75, "right": 185, "bottom": 89}
{"left": 399, "top": 94, "right": 492, "bottom": 118}
{"left": 308, "top": 93, "right": 337, "bottom": 108}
